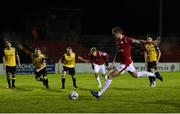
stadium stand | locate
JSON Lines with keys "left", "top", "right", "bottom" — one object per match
{"left": 160, "top": 42, "right": 180, "bottom": 62}
{"left": 1, "top": 32, "right": 180, "bottom": 63}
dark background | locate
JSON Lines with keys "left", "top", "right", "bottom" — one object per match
{"left": 0, "top": 0, "right": 179, "bottom": 36}
{"left": 0, "top": 0, "right": 180, "bottom": 63}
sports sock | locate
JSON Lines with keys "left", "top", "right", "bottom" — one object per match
{"left": 61, "top": 78, "right": 65, "bottom": 88}
{"left": 72, "top": 77, "right": 77, "bottom": 88}
{"left": 7, "top": 76, "right": 11, "bottom": 88}
{"left": 137, "top": 71, "right": 155, "bottom": 77}
{"left": 98, "top": 79, "right": 112, "bottom": 96}
{"left": 44, "top": 77, "right": 49, "bottom": 88}
{"left": 149, "top": 77, "right": 153, "bottom": 84}
{"left": 40, "top": 78, "right": 46, "bottom": 86}
{"left": 12, "top": 77, "right": 15, "bottom": 87}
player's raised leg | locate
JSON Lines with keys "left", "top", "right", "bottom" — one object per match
{"left": 130, "top": 70, "right": 163, "bottom": 81}
{"left": 126, "top": 62, "right": 163, "bottom": 81}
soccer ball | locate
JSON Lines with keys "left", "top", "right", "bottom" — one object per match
{"left": 69, "top": 91, "right": 79, "bottom": 100}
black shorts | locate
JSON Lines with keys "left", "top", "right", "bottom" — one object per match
{"left": 63, "top": 66, "right": 75, "bottom": 76}
{"left": 34, "top": 67, "right": 47, "bottom": 77}
{"left": 6, "top": 66, "right": 16, "bottom": 74}
{"left": 147, "top": 61, "right": 157, "bottom": 72}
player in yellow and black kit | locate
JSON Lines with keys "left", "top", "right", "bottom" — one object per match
{"left": 58, "top": 47, "right": 84, "bottom": 89}
{"left": 144, "top": 35, "right": 161, "bottom": 87}
{"left": 31, "top": 48, "right": 49, "bottom": 88}
{"left": 3, "top": 41, "right": 21, "bottom": 88}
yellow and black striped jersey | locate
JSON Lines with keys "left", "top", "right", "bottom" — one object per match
{"left": 3, "top": 47, "right": 18, "bottom": 67}
{"left": 61, "top": 52, "right": 77, "bottom": 68}
{"left": 144, "top": 43, "right": 160, "bottom": 62}
{"left": 32, "top": 53, "right": 46, "bottom": 69}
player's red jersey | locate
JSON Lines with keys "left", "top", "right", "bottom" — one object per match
{"left": 116, "top": 36, "right": 133, "bottom": 65}
{"left": 89, "top": 51, "right": 108, "bottom": 65}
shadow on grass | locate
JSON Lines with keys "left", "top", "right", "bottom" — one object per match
{"left": 143, "top": 100, "right": 180, "bottom": 109}
{"left": 118, "top": 99, "right": 180, "bottom": 111}
{"left": 79, "top": 87, "right": 93, "bottom": 91}
{"left": 111, "top": 87, "right": 141, "bottom": 91}
{"left": 10, "top": 87, "right": 33, "bottom": 91}
{"left": 12, "top": 86, "right": 63, "bottom": 93}
{"left": 158, "top": 86, "right": 180, "bottom": 89}
{"left": 45, "top": 88, "right": 63, "bottom": 93}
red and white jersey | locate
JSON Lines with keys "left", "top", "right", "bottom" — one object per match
{"left": 116, "top": 36, "right": 133, "bottom": 66}
{"left": 89, "top": 51, "right": 108, "bottom": 65}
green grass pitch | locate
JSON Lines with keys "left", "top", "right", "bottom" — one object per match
{"left": 0, "top": 72, "right": 180, "bottom": 113}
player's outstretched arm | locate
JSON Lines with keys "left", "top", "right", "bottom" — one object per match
{"left": 58, "top": 56, "right": 62, "bottom": 64}
{"left": 133, "top": 39, "right": 147, "bottom": 44}
{"left": 2, "top": 56, "right": 6, "bottom": 70}
{"left": 57, "top": 56, "right": 64, "bottom": 73}
{"left": 78, "top": 56, "right": 90, "bottom": 63}
{"left": 144, "top": 51, "right": 148, "bottom": 67}
{"left": 133, "top": 39, "right": 160, "bottom": 45}
{"left": 156, "top": 48, "right": 161, "bottom": 64}
{"left": 16, "top": 54, "right": 21, "bottom": 66}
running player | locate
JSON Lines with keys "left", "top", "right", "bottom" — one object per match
{"left": 144, "top": 35, "right": 161, "bottom": 87}
{"left": 79, "top": 47, "right": 109, "bottom": 88}
{"left": 58, "top": 47, "right": 80, "bottom": 89}
{"left": 31, "top": 48, "right": 49, "bottom": 88}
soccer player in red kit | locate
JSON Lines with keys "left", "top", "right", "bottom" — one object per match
{"left": 91, "top": 26, "right": 163, "bottom": 98}
{"left": 79, "top": 47, "right": 109, "bottom": 88}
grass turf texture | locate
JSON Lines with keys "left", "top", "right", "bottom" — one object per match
{"left": 0, "top": 72, "right": 180, "bottom": 113}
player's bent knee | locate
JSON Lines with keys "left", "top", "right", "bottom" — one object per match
{"left": 36, "top": 77, "right": 41, "bottom": 81}
{"left": 150, "top": 68, "right": 156, "bottom": 73}
{"left": 132, "top": 75, "right": 138, "bottom": 78}
{"left": 44, "top": 76, "right": 48, "bottom": 79}
{"left": 129, "top": 71, "right": 138, "bottom": 78}
{"left": 109, "top": 70, "right": 120, "bottom": 79}
{"left": 62, "top": 75, "right": 65, "bottom": 78}
{"left": 108, "top": 76, "right": 113, "bottom": 80}
{"left": 7, "top": 72, "right": 11, "bottom": 76}
{"left": 35, "top": 76, "right": 41, "bottom": 81}
{"left": 72, "top": 75, "right": 76, "bottom": 78}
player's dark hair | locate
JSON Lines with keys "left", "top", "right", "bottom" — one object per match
{"left": 90, "top": 47, "right": 97, "bottom": 52}
{"left": 35, "top": 48, "right": 40, "bottom": 50}
{"left": 34, "top": 48, "right": 41, "bottom": 53}
{"left": 112, "top": 26, "right": 123, "bottom": 34}
{"left": 146, "top": 34, "right": 155, "bottom": 40}
{"left": 146, "top": 34, "right": 153, "bottom": 38}
{"left": 66, "top": 47, "right": 72, "bottom": 52}
{"left": 5, "top": 40, "right": 11, "bottom": 45}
